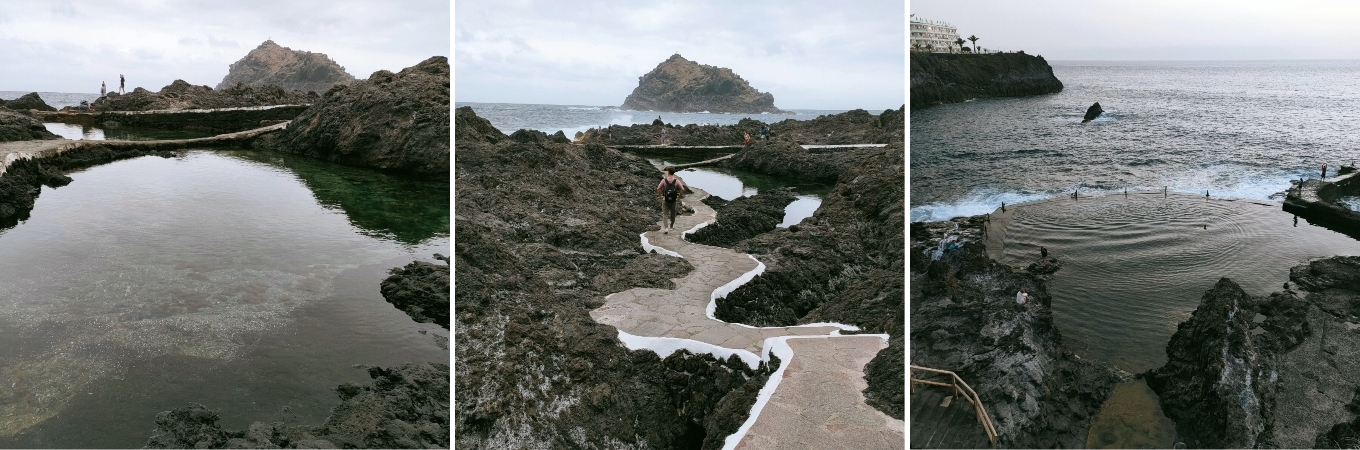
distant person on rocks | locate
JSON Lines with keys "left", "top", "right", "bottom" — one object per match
{"left": 1016, "top": 288, "right": 1029, "bottom": 305}
{"left": 655, "top": 167, "right": 687, "bottom": 233}
{"left": 1322, "top": 163, "right": 1328, "bottom": 179}
{"left": 119, "top": 74, "right": 125, "bottom": 94}
{"left": 760, "top": 125, "right": 768, "bottom": 141}
{"left": 660, "top": 127, "right": 668, "bottom": 145}
{"left": 743, "top": 131, "right": 751, "bottom": 148}
{"left": 1040, "top": 246, "right": 1048, "bottom": 261}
{"left": 100, "top": 81, "right": 106, "bottom": 97}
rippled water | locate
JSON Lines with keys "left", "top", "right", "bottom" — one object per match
{"left": 0, "top": 151, "right": 449, "bottom": 447}
{"left": 911, "top": 60, "right": 1360, "bottom": 222}
{"left": 996, "top": 193, "right": 1360, "bottom": 373}
{"left": 457, "top": 101, "right": 850, "bottom": 138}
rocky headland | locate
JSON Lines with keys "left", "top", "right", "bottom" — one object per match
{"left": 1144, "top": 256, "right": 1360, "bottom": 448}
{"left": 91, "top": 80, "right": 317, "bottom": 112}
{"left": 216, "top": 40, "right": 357, "bottom": 94}
{"left": 0, "top": 92, "right": 58, "bottom": 112}
{"left": 455, "top": 107, "right": 777, "bottom": 449}
{"left": 908, "top": 215, "right": 1120, "bottom": 447}
{"left": 621, "top": 54, "right": 783, "bottom": 114}
{"left": 254, "top": 56, "right": 449, "bottom": 180}
{"left": 910, "top": 52, "right": 1064, "bottom": 110}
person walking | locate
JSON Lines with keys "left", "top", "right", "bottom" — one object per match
{"left": 760, "top": 125, "right": 768, "bottom": 141}
{"left": 655, "top": 167, "right": 687, "bottom": 233}
{"left": 100, "top": 81, "right": 106, "bottom": 97}
{"left": 660, "top": 127, "right": 668, "bottom": 145}
{"left": 119, "top": 74, "right": 125, "bottom": 94}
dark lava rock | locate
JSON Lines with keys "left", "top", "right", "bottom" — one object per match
{"left": 1144, "top": 278, "right": 1272, "bottom": 449}
{"left": 1, "top": 92, "right": 57, "bottom": 112}
{"left": 578, "top": 108, "right": 903, "bottom": 147}
{"left": 509, "top": 128, "right": 570, "bottom": 144}
{"left": 455, "top": 107, "right": 772, "bottom": 449}
{"left": 688, "top": 188, "right": 795, "bottom": 247}
{"left": 1145, "top": 256, "right": 1360, "bottom": 448}
{"left": 216, "top": 40, "right": 356, "bottom": 93}
{"left": 1026, "top": 257, "right": 1061, "bottom": 275}
{"left": 621, "top": 54, "right": 783, "bottom": 114}
{"left": 1082, "top": 102, "right": 1104, "bottom": 122}
{"left": 454, "top": 106, "right": 504, "bottom": 144}
{"left": 145, "top": 362, "right": 449, "bottom": 449}
{"left": 93, "top": 79, "right": 317, "bottom": 112}
{"left": 911, "top": 52, "right": 1064, "bottom": 110}
{"left": 0, "top": 109, "right": 60, "bottom": 142}
{"left": 380, "top": 254, "right": 449, "bottom": 329}
{"left": 910, "top": 216, "right": 1120, "bottom": 447}
{"left": 255, "top": 56, "right": 449, "bottom": 180}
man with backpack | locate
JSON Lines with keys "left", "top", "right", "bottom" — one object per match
{"left": 655, "top": 167, "right": 687, "bottom": 233}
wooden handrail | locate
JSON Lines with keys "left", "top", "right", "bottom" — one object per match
{"left": 910, "top": 365, "right": 999, "bottom": 447}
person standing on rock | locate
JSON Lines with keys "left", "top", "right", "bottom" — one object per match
{"left": 100, "top": 81, "right": 106, "bottom": 97}
{"left": 660, "top": 126, "right": 668, "bottom": 145}
{"left": 656, "top": 167, "right": 687, "bottom": 233}
{"left": 119, "top": 74, "right": 125, "bottom": 94}
{"left": 760, "top": 125, "right": 768, "bottom": 141}
{"left": 743, "top": 131, "right": 751, "bottom": 149}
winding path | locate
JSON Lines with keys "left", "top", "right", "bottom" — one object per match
{"left": 589, "top": 186, "right": 904, "bottom": 449}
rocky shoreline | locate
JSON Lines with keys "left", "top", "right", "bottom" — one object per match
{"left": 910, "top": 52, "right": 1064, "bottom": 110}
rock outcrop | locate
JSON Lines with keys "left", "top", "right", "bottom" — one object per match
{"left": 0, "top": 109, "right": 59, "bottom": 142}
{"left": 580, "top": 107, "right": 903, "bottom": 148}
{"left": 687, "top": 188, "right": 796, "bottom": 248}
{"left": 145, "top": 362, "right": 450, "bottom": 449}
{"left": 910, "top": 52, "right": 1064, "bottom": 110}
{"left": 621, "top": 54, "right": 782, "bottom": 114}
{"left": 455, "top": 107, "right": 773, "bottom": 449}
{"left": 1083, "top": 102, "right": 1104, "bottom": 122}
{"left": 255, "top": 56, "right": 449, "bottom": 180}
{"left": 380, "top": 255, "right": 450, "bottom": 329}
{"left": 0, "top": 92, "right": 57, "bottom": 112}
{"left": 1145, "top": 256, "right": 1360, "bottom": 448}
{"left": 216, "top": 40, "right": 356, "bottom": 93}
{"left": 91, "top": 80, "right": 317, "bottom": 112}
{"left": 909, "top": 216, "right": 1120, "bottom": 447}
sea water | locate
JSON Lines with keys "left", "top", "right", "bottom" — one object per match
{"left": 0, "top": 150, "right": 449, "bottom": 448}
{"left": 0, "top": 91, "right": 101, "bottom": 109}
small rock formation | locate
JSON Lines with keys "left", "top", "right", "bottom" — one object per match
{"left": 0, "top": 92, "right": 57, "bottom": 112}
{"left": 255, "top": 56, "right": 449, "bottom": 180}
{"left": 687, "top": 188, "right": 796, "bottom": 248}
{"left": 92, "top": 80, "right": 317, "bottom": 112}
{"left": 1082, "top": 102, "right": 1104, "bottom": 123}
{"left": 621, "top": 54, "right": 782, "bottom": 114}
{"left": 216, "top": 40, "right": 356, "bottom": 93}
{"left": 380, "top": 254, "right": 450, "bottom": 328}
{"left": 911, "top": 52, "right": 1064, "bottom": 110}
{"left": 0, "top": 109, "right": 59, "bottom": 142}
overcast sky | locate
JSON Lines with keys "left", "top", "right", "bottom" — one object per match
{"left": 0, "top": 0, "right": 449, "bottom": 94}
{"left": 455, "top": 0, "right": 905, "bottom": 111}
{"left": 912, "top": 0, "right": 1360, "bottom": 61}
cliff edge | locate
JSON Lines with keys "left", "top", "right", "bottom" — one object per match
{"left": 216, "top": 40, "right": 356, "bottom": 93}
{"left": 910, "top": 52, "right": 1063, "bottom": 110}
{"left": 621, "top": 54, "right": 782, "bottom": 114}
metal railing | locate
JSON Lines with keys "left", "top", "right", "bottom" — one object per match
{"left": 910, "top": 365, "right": 998, "bottom": 447}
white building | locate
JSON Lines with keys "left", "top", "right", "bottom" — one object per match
{"left": 911, "top": 16, "right": 962, "bottom": 53}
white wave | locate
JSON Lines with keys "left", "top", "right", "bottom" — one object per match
{"left": 910, "top": 190, "right": 1052, "bottom": 222}
{"left": 566, "top": 106, "right": 600, "bottom": 110}
{"left": 1155, "top": 166, "right": 1311, "bottom": 201}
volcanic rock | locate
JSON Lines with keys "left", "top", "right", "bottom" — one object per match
{"left": 92, "top": 80, "right": 317, "bottom": 112}
{"left": 216, "top": 40, "right": 356, "bottom": 93}
{"left": 145, "top": 362, "right": 450, "bottom": 449}
{"left": 380, "top": 254, "right": 450, "bottom": 329}
{"left": 911, "top": 52, "right": 1064, "bottom": 110}
{"left": 688, "top": 188, "right": 796, "bottom": 248}
{"left": 0, "top": 92, "right": 57, "bottom": 112}
{"left": 454, "top": 107, "right": 773, "bottom": 448}
{"left": 908, "top": 216, "right": 1120, "bottom": 447}
{"left": 0, "top": 109, "right": 59, "bottom": 142}
{"left": 255, "top": 56, "right": 449, "bottom": 180}
{"left": 621, "top": 54, "right": 782, "bottom": 114}
{"left": 1082, "top": 102, "right": 1104, "bottom": 123}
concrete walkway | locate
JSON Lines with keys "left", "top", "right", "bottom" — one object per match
{"left": 0, "top": 121, "right": 288, "bottom": 177}
{"left": 590, "top": 185, "right": 904, "bottom": 449}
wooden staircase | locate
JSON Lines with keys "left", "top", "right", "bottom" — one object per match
{"left": 909, "top": 365, "right": 997, "bottom": 449}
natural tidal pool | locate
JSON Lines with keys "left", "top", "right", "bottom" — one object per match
{"left": 43, "top": 122, "right": 216, "bottom": 141}
{"left": 645, "top": 155, "right": 831, "bottom": 227}
{"left": 0, "top": 150, "right": 449, "bottom": 448}
{"left": 995, "top": 192, "right": 1360, "bottom": 374}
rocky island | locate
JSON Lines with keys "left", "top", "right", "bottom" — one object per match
{"left": 621, "top": 54, "right": 783, "bottom": 114}
{"left": 216, "top": 40, "right": 357, "bottom": 93}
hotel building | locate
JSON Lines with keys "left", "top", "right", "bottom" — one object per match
{"left": 911, "top": 16, "right": 962, "bottom": 53}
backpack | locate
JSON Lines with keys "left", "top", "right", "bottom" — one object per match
{"left": 663, "top": 178, "right": 680, "bottom": 202}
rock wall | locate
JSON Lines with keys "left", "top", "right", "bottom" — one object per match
{"left": 621, "top": 54, "right": 783, "bottom": 114}
{"left": 99, "top": 105, "right": 309, "bottom": 133}
{"left": 255, "top": 56, "right": 449, "bottom": 180}
{"left": 1145, "top": 256, "right": 1360, "bottom": 448}
{"left": 216, "top": 40, "right": 356, "bottom": 93}
{"left": 455, "top": 107, "right": 771, "bottom": 449}
{"left": 909, "top": 216, "right": 1120, "bottom": 447}
{"left": 910, "top": 52, "right": 1063, "bottom": 110}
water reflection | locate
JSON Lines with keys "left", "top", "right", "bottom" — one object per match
{"left": 779, "top": 195, "right": 822, "bottom": 227}
{"left": 43, "top": 123, "right": 104, "bottom": 140}
{"left": 645, "top": 156, "right": 830, "bottom": 228}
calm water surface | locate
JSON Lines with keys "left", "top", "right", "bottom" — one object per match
{"left": 0, "top": 150, "right": 448, "bottom": 447}
{"left": 645, "top": 154, "right": 831, "bottom": 228}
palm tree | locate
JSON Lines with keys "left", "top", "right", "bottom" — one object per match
{"left": 955, "top": 37, "right": 966, "bottom": 54}
{"left": 968, "top": 35, "right": 979, "bottom": 53}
